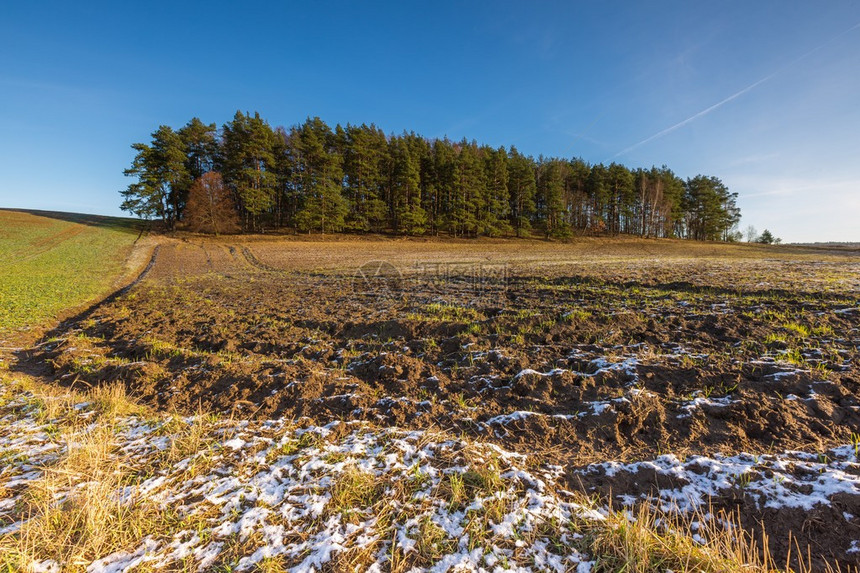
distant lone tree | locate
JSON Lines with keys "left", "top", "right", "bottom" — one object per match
{"left": 756, "top": 229, "right": 780, "bottom": 244}
{"left": 744, "top": 225, "right": 757, "bottom": 242}
{"left": 184, "top": 172, "right": 240, "bottom": 235}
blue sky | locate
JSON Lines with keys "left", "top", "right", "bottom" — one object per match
{"left": 1, "top": 1, "right": 858, "bottom": 242}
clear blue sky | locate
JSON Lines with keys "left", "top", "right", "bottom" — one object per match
{"left": 2, "top": 1, "right": 858, "bottom": 242}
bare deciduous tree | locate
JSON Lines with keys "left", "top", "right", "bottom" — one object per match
{"left": 184, "top": 172, "right": 240, "bottom": 235}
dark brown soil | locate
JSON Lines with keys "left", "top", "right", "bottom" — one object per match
{"left": 13, "top": 237, "right": 860, "bottom": 569}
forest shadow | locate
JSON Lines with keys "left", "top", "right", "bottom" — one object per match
{"left": 0, "top": 208, "right": 146, "bottom": 235}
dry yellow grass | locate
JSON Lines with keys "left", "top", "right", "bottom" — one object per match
{"left": 588, "top": 501, "right": 856, "bottom": 573}
{"left": 0, "top": 375, "right": 846, "bottom": 572}
{"left": 0, "top": 378, "right": 161, "bottom": 571}
{"left": 591, "top": 502, "right": 772, "bottom": 572}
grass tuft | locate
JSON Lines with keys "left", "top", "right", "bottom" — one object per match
{"left": 590, "top": 503, "right": 775, "bottom": 573}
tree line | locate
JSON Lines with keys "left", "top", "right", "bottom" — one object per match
{"left": 121, "top": 112, "right": 742, "bottom": 240}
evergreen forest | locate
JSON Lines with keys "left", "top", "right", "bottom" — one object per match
{"left": 121, "top": 112, "right": 742, "bottom": 240}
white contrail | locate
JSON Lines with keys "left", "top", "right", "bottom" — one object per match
{"left": 611, "top": 20, "right": 860, "bottom": 160}
{"left": 612, "top": 75, "right": 776, "bottom": 158}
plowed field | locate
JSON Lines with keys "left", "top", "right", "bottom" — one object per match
{"left": 17, "top": 235, "right": 860, "bottom": 568}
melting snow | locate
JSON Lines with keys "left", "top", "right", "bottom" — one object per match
{"left": 583, "top": 447, "right": 860, "bottom": 512}
{"left": 0, "top": 382, "right": 597, "bottom": 572}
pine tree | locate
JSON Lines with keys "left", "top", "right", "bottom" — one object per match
{"left": 270, "top": 126, "right": 293, "bottom": 227}
{"left": 660, "top": 168, "right": 686, "bottom": 238}
{"left": 606, "top": 163, "right": 634, "bottom": 234}
{"left": 564, "top": 158, "right": 591, "bottom": 231}
{"left": 387, "top": 134, "right": 426, "bottom": 234}
{"left": 120, "top": 125, "right": 189, "bottom": 230}
{"left": 683, "top": 175, "right": 737, "bottom": 241}
{"left": 506, "top": 147, "right": 536, "bottom": 237}
{"left": 757, "top": 229, "right": 775, "bottom": 244}
{"left": 429, "top": 138, "right": 456, "bottom": 235}
{"left": 482, "top": 146, "right": 511, "bottom": 236}
{"left": 535, "top": 158, "right": 569, "bottom": 238}
{"left": 341, "top": 124, "right": 388, "bottom": 232}
{"left": 221, "top": 111, "right": 279, "bottom": 230}
{"left": 178, "top": 118, "right": 218, "bottom": 180}
{"left": 449, "top": 140, "right": 486, "bottom": 236}
{"left": 292, "top": 117, "right": 347, "bottom": 233}
{"left": 586, "top": 164, "right": 609, "bottom": 233}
